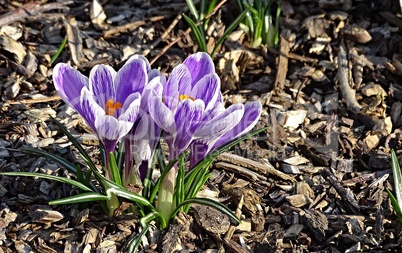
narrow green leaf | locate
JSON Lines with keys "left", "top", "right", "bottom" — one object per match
{"left": 22, "top": 148, "right": 100, "bottom": 193}
{"left": 183, "top": 14, "right": 207, "bottom": 53}
{"left": 51, "top": 117, "right": 98, "bottom": 173}
{"left": 49, "top": 192, "right": 109, "bottom": 205}
{"left": 0, "top": 172, "right": 92, "bottom": 192}
{"left": 171, "top": 197, "right": 240, "bottom": 226}
{"left": 273, "top": 0, "right": 282, "bottom": 46}
{"left": 175, "top": 156, "right": 186, "bottom": 209}
{"left": 149, "top": 151, "right": 187, "bottom": 203}
{"left": 108, "top": 152, "right": 122, "bottom": 186}
{"left": 23, "top": 148, "right": 77, "bottom": 175}
{"left": 50, "top": 36, "right": 67, "bottom": 65}
{"left": 211, "top": 8, "right": 249, "bottom": 57}
{"left": 127, "top": 223, "right": 150, "bottom": 253}
{"left": 107, "top": 187, "right": 154, "bottom": 210}
{"left": 185, "top": 0, "right": 199, "bottom": 20}
{"left": 386, "top": 188, "right": 402, "bottom": 224}
{"left": 140, "top": 211, "right": 166, "bottom": 229}
{"left": 391, "top": 149, "right": 402, "bottom": 215}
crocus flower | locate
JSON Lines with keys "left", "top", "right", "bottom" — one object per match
{"left": 148, "top": 52, "right": 246, "bottom": 159}
{"left": 123, "top": 57, "right": 164, "bottom": 186}
{"left": 190, "top": 101, "right": 262, "bottom": 166}
{"left": 53, "top": 56, "right": 149, "bottom": 159}
{"left": 147, "top": 52, "right": 262, "bottom": 221}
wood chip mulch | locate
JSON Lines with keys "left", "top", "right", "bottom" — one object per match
{"left": 1, "top": 0, "right": 402, "bottom": 252}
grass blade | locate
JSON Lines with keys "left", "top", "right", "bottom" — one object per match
{"left": 391, "top": 149, "right": 402, "bottom": 215}
{"left": 211, "top": 8, "right": 249, "bottom": 57}
{"left": 183, "top": 13, "right": 207, "bottom": 53}
{"left": 0, "top": 171, "right": 92, "bottom": 192}
{"left": 49, "top": 192, "right": 109, "bottom": 205}
{"left": 185, "top": 0, "right": 199, "bottom": 20}
{"left": 386, "top": 188, "right": 402, "bottom": 223}
{"left": 50, "top": 36, "right": 67, "bottom": 65}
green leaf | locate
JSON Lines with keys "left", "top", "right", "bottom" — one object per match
{"left": 211, "top": 8, "right": 249, "bottom": 57}
{"left": 185, "top": 0, "right": 199, "bottom": 20}
{"left": 386, "top": 188, "right": 402, "bottom": 224}
{"left": 149, "top": 151, "right": 187, "bottom": 203}
{"left": 107, "top": 186, "right": 153, "bottom": 210}
{"left": 49, "top": 192, "right": 109, "bottom": 205}
{"left": 391, "top": 149, "right": 402, "bottom": 216}
{"left": 171, "top": 197, "right": 240, "bottom": 226}
{"left": 51, "top": 117, "right": 98, "bottom": 174}
{"left": 0, "top": 172, "right": 92, "bottom": 192}
{"left": 175, "top": 155, "right": 186, "bottom": 209}
{"left": 50, "top": 36, "right": 67, "bottom": 65}
{"left": 22, "top": 148, "right": 100, "bottom": 193}
{"left": 108, "top": 152, "right": 122, "bottom": 186}
{"left": 127, "top": 223, "right": 150, "bottom": 253}
{"left": 183, "top": 13, "right": 207, "bottom": 53}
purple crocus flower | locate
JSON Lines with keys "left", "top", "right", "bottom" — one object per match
{"left": 190, "top": 101, "right": 262, "bottom": 166}
{"left": 123, "top": 57, "right": 164, "bottom": 185}
{"left": 148, "top": 52, "right": 246, "bottom": 160}
{"left": 53, "top": 56, "right": 149, "bottom": 156}
{"left": 147, "top": 52, "right": 262, "bottom": 222}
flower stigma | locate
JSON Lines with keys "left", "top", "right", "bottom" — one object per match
{"left": 179, "top": 94, "right": 195, "bottom": 101}
{"left": 105, "top": 99, "right": 122, "bottom": 116}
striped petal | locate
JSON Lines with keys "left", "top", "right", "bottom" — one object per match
{"left": 212, "top": 101, "right": 262, "bottom": 150}
{"left": 89, "top": 65, "right": 116, "bottom": 109}
{"left": 115, "top": 59, "right": 147, "bottom": 105}
{"left": 183, "top": 52, "right": 215, "bottom": 87}
{"left": 53, "top": 63, "right": 88, "bottom": 112}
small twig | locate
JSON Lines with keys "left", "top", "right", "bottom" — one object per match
{"left": 143, "top": 13, "right": 184, "bottom": 57}
{"left": 149, "top": 0, "right": 228, "bottom": 65}
{"left": 338, "top": 41, "right": 361, "bottom": 113}
{"left": 6, "top": 95, "right": 61, "bottom": 105}
{"left": 0, "top": 2, "right": 68, "bottom": 27}
{"left": 103, "top": 16, "right": 166, "bottom": 38}
{"left": 322, "top": 167, "right": 360, "bottom": 213}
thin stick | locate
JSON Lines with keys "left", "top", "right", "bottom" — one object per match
{"left": 142, "top": 13, "right": 184, "bottom": 57}
{"left": 149, "top": 0, "right": 228, "bottom": 65}
{"left": 6, "top": 95, "right": 61, "bottom": 105}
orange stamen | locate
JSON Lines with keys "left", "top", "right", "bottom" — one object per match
{"left": 105, "top": 99, "right": 122, "bottom": 116}
{"left": 179, "top": 94, "right": 195, "bottom": 101}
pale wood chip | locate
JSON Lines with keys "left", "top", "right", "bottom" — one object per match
{"left": 216, "top": 153, "right": 295, "bottom": 182}
{"left": 64, "top": 17, "right": 84, "bottom": 66}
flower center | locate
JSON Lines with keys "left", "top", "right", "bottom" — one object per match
{"left": 179, "top": 94, "right": 195, "bottom": 101}
{"left": 105, "top": 99, "right": 122, "bottom": 116}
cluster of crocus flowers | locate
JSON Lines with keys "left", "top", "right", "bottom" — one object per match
{"left": 53, "top": 52, "right": 262, "bottom": 218}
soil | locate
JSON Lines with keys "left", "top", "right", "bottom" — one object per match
{"left": 1, "top": 0, "right": 402, "bottom": 252}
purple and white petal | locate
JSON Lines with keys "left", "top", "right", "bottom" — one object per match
{"left": 95, "top": 115, "right": 121, "bottom": 153}
{"left": 212, "top": 101, "right": 262, "bottom": 150}
{"left": 194, "top": 103, "right": 244, "bottom": 141}
{"left": 191, "top": 73, "right": 220, "bottom": 111}
{"left": 189, "top": 140, "right": 209, "bottom": 167}
{"left": 173, "top": 99, "right": 204, "bottom": 155}
{"left": 121, "top": 92, "right": 141, "bottom": 114}
{"left": 148, "top": 90, "right": 176, "bottom": 134}
{"left": 165, "top": 64, "right": 190, "bottom": 111}
{"left": 183, "top": 52, "right": 215, "bottom": 87}
{"left": 115, "top": 59, "right": 147, "bottom": 104}
{"left": 119, "top": 100, "right": 141, "bottom": 124}
{"left": 89, "top": 65, "right": 116, "bottom": 109}
{"left": 125, "top": 54, "right": 151, "bottom": 73}
{"left": 80, "top": 88, "right": 105, "bottom": 131}
{"left": 53, "top": 63, "right": 88, "bottom": 111}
